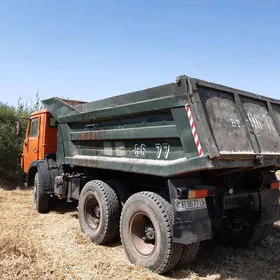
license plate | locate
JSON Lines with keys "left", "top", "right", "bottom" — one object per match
{"left": 175, "top": 198, "right": 207, "bottom": 212}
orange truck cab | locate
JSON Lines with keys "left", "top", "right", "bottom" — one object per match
{"left": 21, "top": 110, "right": 57, "bottom": 176}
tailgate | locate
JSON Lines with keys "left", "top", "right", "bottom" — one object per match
{"left": 195, "top": 79, "right": 280, "bottom": 158}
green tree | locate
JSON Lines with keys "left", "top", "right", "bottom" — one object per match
{"left": 0, "top": 93, "right": 43, "bottom": 184}
{"left": 0, "top": 102, "right": 22, "bottom": 182}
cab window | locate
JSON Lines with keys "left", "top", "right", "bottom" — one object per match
{"left": 49, "top": 116, "right": 58, "bottom": 128}
{"left": 28, "top": 118, "right": 39, "bottom": 138}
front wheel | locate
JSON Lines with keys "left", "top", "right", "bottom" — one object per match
{"left": 34, "top": 172, "right": 50, "bottom": 213}
{"left": 120, "top": 191, "right": 182, "bottom": 274}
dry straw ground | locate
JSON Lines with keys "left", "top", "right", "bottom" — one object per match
{"left": 1, "top": 171, "right": 280, "bottom": 280}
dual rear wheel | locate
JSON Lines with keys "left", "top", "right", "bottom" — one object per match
{"left": 78, "top": 180, "right": 198, "bottom": 274}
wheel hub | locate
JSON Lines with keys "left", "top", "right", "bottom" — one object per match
{"left": 93, "top": 205, "right": 100, "bottom": 219}
{"left": 143, "top": 224, "right": 155, "bottom": 241}
{"left": 130, "top": 212, "right": 156, "bottom": 256}
{"left": 84, "top": 196, "right": 101, "bottom": 230}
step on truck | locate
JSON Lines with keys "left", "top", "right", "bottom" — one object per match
{"left": 19, "top": 75, "right": 280, "bottom": 274}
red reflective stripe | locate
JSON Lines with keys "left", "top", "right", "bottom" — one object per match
{"left": 185, "top": 105, "right": 204, "bottom": 157}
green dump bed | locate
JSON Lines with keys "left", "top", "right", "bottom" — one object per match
{"left": 43, "top": 75, "right": 280, "bottom": 177}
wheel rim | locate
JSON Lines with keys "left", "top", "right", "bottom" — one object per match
{"left": 84, "top": 195, "right": 101, "bottom": 230}
{"left": 129, "top": 212, "right": 156, "bottom": 256}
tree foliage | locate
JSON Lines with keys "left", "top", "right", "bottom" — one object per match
{"left": 0, "top": 94, "right": 43, "bottom": 184}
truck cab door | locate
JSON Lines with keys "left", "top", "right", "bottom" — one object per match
{"left": 23, "top": 117, "right": 40, "bottom": 173}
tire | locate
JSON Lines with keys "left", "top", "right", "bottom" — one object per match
{"left": 176, "top": 242, "right": 200, "bottom": 268}
{"left": 34, "top": 172, "right": 50, "bottom": 213}
{"left": 78, "top": 180, "right": 121, "bottom": 245}
{"left": 120, "top": 191, "right": 182, "bottom": 274}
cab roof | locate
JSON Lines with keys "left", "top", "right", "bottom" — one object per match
{"left": 30, "top": 109, "right": 49, "bottom": 117}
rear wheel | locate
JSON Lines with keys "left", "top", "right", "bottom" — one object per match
{"left": 34, "top": 172, "right": 50, "bottom": 213}
{"left": 78, "top": 180, "right": 121, "bottom": 245}
{"left": 120, "top": 191, "right": 182, "bottom": 274}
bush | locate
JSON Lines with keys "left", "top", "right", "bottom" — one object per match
{"left": 0, "top": 94, "right": 43, "bottom": 184}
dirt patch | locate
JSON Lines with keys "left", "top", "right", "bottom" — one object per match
{"left": 0, "top": 189, "right": 280, "bottom": 280}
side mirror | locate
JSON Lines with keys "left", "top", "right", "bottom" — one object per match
{"left": 15, "top": 120, "right": 21, "bottom": 136}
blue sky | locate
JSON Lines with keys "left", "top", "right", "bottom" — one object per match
{"left": 0, "top": 0, "right": 279, "bottom": 106}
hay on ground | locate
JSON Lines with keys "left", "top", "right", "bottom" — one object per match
{"left": 0, "top": 188, "right": 280, "bottom": 280}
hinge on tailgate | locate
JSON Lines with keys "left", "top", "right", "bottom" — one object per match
{"left": 255, "top": 154, "right": 264, "bottom": 165}
{"left": 189, "top": 92, "right": 195, "bottom": 104}
{"left": 175, "top": 75, "right": 195, "bottom": 103}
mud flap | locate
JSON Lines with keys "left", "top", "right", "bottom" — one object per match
{"left": 168, "top": 179, "right": 212, "bottom": 244}
{"left": 259, "top": 188, "right": 280, "bottom": 225}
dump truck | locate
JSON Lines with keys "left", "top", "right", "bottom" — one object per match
{"left": 20, "top": 75, "right": 280, "bottom": 274}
